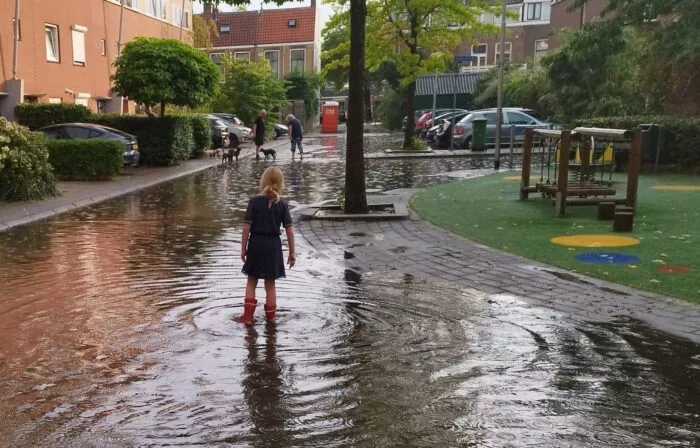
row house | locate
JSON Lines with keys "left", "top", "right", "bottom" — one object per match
{"left": 457, "top": 0, "right": 554, "bottom": 72}
{"left": 0, "top": 0, "right": 193, "bottom": 120}
{"left": 549, "top": 0, "right": 609, "bottom": 50}
{"left": 199, "top": 2, "right": 321, "bottom": 78}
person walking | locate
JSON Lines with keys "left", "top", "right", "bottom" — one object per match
{"left": 252, "top": 109, "right": 267, "bottom": 160}
{"left": 235, "top": 166, "right": 296, "bottom": 324}
{"left": 286, "top": 114, "right": 304, "bottom": 158}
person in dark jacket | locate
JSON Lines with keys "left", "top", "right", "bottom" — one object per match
{"left": 286, "top": 114, "right": 304, "bottom": 158}
{"left": 252, "top": 109, "right": 267, "bottom": 160}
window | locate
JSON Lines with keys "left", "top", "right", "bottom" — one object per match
{"left": 220, "top": 23, "right": 230, "bottom": 33}
{"left": 65, "top": 126, "right": 95, "bottom": 138}
{"left": 495, "top": 42, "right": 512, "bottom": 65}
{"left": 470, "top": 44, "right": 487, "bottom": 68}
{"left": 234, "top": 52, "right": 250, "bottom": 62}
{"left": 534, "top": 39, "right": 549, "bottom": 64}
{"left": 125, "top": 0, "right": 140, "bottom": 8}
{"left": 74, "top": 98, "right": 89, "bottom": 108}
{"left": 288, "top": 19, "right": 297, "bottom": 28}
{"left": 100, "top": 39, "right": 106, "bottom": 56}
{"left": 71, "top": 25, "right": 87, "bottom": 66}
{"left": 172, "top": 6, "right": 183, "bottom": 26}
{"left": 290, "top": 49, "right": 305, "bottom": 73}
{"left": 526, "top": 2, "right": 542, "bottom": 20}
{"left": 48, "top": 97, "right": 62, "bottom": 104}
{"left": 506, "top": 111, "right": 533, "bottom": 125}
{"left": 480, "top": 112, "right": 499, "bottom": 125}
{"left": 114, "top": 41, "right": 120, "bottom": 58}
{"left": 210, "top": 52, "right": 225, "bottom": 73}
{"left": 184, "top": 12, "right": 190, "bottom": 28}
{"left": 264, "top": 50, "right": 279, "bottom": 77}
{"left": 97, "top": 99, "right": 108, "bottom": 114}
{"left": 147, "top": 0, "right": 165, "bottom": 19}
{"left": 45, "top": 24, "right": 60, "bottom": 62}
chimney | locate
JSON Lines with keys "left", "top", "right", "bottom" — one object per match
{"left": 203, "top": 2, "right": 212, "bottom": 14}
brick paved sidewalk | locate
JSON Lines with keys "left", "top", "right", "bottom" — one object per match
{"left": 297, "top": 190, "right": 700, "bottom": 343}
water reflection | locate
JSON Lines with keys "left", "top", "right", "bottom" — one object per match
{"left": 0, "top": 139, "right": 698, "bottom": 446}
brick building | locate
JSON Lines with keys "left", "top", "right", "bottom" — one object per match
{"left": 457, "top": 0, "right": 553, "bottom": 72}
{"left": 0, "top": 0, "right": 193, "bottom": 120}
{"left": 198, "top": 2, "right": 321, "bottom": 78}
{"left": 549, "top": 0, "right": 609, "bottom": 50}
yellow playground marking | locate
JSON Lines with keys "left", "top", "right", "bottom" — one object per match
{"left": 551, "top": 234, "right": 641, "bottom": 248}
{"left": 505, "top": 175, "right": 537, "bottom": 181}
{"left": 651, "top": 185, "right": 700, "bottom": 191}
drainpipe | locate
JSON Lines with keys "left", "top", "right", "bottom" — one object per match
{"left": 179, "top": 0, "right": 185, "bottom": 40}
{"left": 12, "top": 0, "right": 20, "bottom": 79}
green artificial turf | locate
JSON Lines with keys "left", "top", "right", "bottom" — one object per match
{"left": 411, "top": 171, "right": 700, "bottom": 303}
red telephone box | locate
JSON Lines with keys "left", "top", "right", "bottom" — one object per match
{"left": 321, "top": 101, "right": 339, "bottom": 134}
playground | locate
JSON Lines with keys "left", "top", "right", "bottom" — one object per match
{"left": 411, "top": 170, "right": 700, "bottom": 302}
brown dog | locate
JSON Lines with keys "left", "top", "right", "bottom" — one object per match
{"left": 222, "top": 145, "right": 242, "bottom": 163}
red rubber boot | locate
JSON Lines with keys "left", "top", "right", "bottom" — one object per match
{"left": 264, "top": 304, "right": 277, "bottom": 321}
{"left": 235, "top": 298, "right": 257, "bottom": 324}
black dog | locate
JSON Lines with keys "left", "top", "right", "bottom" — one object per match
{"left": 222, "top": 146, "right": 242, "bottom": 163}
{"left": 260, "top": 148, "right": 277, "bottom": 161}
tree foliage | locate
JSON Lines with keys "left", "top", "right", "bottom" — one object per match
{"left": 285, "top": 71, "right": 323, "bottom": 121}
{"left": 192, "top": 15, "right": 219, "bottom": 49}
{"left": 212, "top": 57, "right": 288, "bottom": 126}
{"left": 112, "top": 37, "right": 221, "bottom": 117}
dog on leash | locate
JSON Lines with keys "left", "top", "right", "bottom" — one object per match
{"left": 260, "top": 148, "right": 276, "bottom": 161}
{"left": 222, "top": 145, "right": 242, "bottom": 163}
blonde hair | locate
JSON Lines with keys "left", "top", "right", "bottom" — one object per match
{"left": 260, "top": 166, "right": 285, "bottom": 203}
{"left": 286, "top": 114, "right": 295, "bottom": 121}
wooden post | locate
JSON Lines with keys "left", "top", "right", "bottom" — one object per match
{"left": 626, "top": 128, "right": 642, "bottom": 207}
{"left": 580, "top": 136, "right": 591, "bottom": 184}
{"left": 554, "top": 130, "right": 571, "bottom": 216}
{"left": 520, "top": 128, "right": 533, "bottom": 200}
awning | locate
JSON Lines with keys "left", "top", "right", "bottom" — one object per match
{"left": 24, "top": 93, "right": 46, "bottom": 98}
{"left": 95, "top": 96, "right": 113, "bottom": 100}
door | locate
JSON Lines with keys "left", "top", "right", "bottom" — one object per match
{"left": 506, "top": 111, "right": 535, "bottom": 143}
{"left": 480, "top": 112, "right": 503, "bottom": 145}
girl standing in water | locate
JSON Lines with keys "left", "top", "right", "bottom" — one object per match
{"left": 236, "top": 167, "right": 296, "bottom": 324}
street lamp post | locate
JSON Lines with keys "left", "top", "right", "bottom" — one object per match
{"left": 494, "top": 0, "right": 507, "bottom": 170}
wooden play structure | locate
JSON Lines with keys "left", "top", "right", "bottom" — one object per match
{"left": 520, "top": 127, "right": 642, "bottom": 218}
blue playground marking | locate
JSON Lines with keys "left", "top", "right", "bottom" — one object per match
{"left": 574, "top": 253, "right": 640, "bottom": 264}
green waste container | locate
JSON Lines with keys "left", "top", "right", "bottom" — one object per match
{"left": 472, "top": 118, "right": 487, "bottom": 151}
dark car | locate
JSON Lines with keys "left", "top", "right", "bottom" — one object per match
{"left": 204, "top": 115, "right": 230, "bottom": 149}
{"left": 38, "top": 123, "right": 140, "bottom": 166}
{"left": 272, "top": 123, "right": 288, "bottom": 139}
{"left": 212, "top": 112, "right": 244, "bottom": 126}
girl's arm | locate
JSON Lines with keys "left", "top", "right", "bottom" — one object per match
{"left": 285, "top": 226, "right": 296, "bottom": 268}
{"left": 241, "top": 223, "right": 251, "bottom": 262}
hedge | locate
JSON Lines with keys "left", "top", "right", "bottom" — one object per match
{"left": 0, "top": 118, "right": 56, "bottom": 201}
{"left": 15, "top": 103, "right": 92, "bottom": 130}
{"left": 578, "top": 115, "right": 700, "bottom": 168}
{"left": 89, "top": 115, "right": 193, "bottom": 166}
{"left": 186, "top": 115, "right": 211, "bottom": 158}
{"left": 47, "top": 139, "right": 124, "bottom": 180}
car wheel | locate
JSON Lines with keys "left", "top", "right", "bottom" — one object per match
{"left": 273, "top": 130, "right": 280, "bottom": 140}
{"left": 464, "top": 137, "right": 473, "bottom": 150}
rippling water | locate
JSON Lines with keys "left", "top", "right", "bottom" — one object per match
{"left": 0, "top": 140, "right": 698, "bottom": 446}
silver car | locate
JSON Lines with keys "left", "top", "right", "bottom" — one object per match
{"left": 211, "top": 113, "right": 252, "bottom": 146}
{"left": 453, "top": 108, "right": 552, "bottom": 150}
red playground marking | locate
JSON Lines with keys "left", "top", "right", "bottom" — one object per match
{"left": 657, "top": 266, "right": 693, "bottom": 274}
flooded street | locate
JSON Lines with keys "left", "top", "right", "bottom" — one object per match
{"left": 0, "top": 137, "right": 698, "bottom": 447}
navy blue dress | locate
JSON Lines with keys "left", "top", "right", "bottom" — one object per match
{"left": 242, "top": 195, "right": 293, "bottom": 280}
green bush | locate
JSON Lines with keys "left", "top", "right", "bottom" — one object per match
{"left": 15, "top": 103, "right": 92, "bottom": 130}
{"left": 187, "top": 115, "right": 211, "bottom": 158}
{"left": 47, "top": 139, "right": 123, "bottom": 180}
{"left": 578, "top": 115, "right": 700, "bottom": 168}
{"left": 376, "top": 87, "right": 404, "bottom": 131}
{"left": 410, "top": 137, "right": 427, "bottom": 151}
{"left": 0, "top": 118, "right": 56, "bottom": 201}
{"left": 88, "top": 115, "right": 192, "bottom": 166}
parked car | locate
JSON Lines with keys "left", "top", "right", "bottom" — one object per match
{"left": 427, "top": 112, "right": 469, "bottom": 143}
{"left": 416, "top": 109, "right": 456, "bottom": 133}
{"left": 204, "top": 115, "right": 230, "bottom": 149}
{"left": 214, "top": 117, "right": 252, "bottom": 146}
{"left": 402, "top": 109, "right": 428, "bottom": 132}
{"left": 424, "top": 110, "right": 468, "bottom": 138}
{"left": 453, "top": 108, "right": 552, "bottom": 150}
{"left": 212, "top": 113, "right": 244, "bottom": 127}
{"left": 272, "top": 123, "right": 288, "bottom": 139}
{"left": 38, "top": 123, "right": 140, "bottom": 166}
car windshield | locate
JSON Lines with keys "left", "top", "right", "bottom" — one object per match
{"left": 521, "top": 109, "right": 545, "bottom": 121}
{"left": 93, "top": 125, "right": 133, "bottom": 139}
{"left": 459, "top": 113, "right": 475, "bottom": 123}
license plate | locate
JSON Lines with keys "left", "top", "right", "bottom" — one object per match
{"left": 132, "top": 144, "right": 138, "bottom": 150}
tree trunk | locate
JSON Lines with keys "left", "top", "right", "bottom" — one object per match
{"left": 402, "top": 81, "right": 416, "bottom": 150}
{"left": 344, "top": 0, "right": 368, "bottom": 214}
{"left": 363, "top": 86, "right": 373, "bottom": 122}
{"left": 160, "top": 100, "right": 166, "bottom": 118}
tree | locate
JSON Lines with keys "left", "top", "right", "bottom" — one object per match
{"left": 285, "top": 71, "right": 323, "bottom": 122}
{"left": 212, "top": 57, "right": 288, "bottom": 127}
{"left": 366, "top": 0, "right": 496, "bottom": 149}
{"left": 192, "top": 15, "right": 219, "bottom": 49}
{"left": 112, "top": 37, "right": 220, "bottom": 118}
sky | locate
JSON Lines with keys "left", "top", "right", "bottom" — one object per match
{"left": 193, "top": 0, "right": 334, "bottom": 31}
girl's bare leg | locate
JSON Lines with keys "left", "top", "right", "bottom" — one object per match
{"left": 263, "top": 279, "right": 277, "bottom": 321}
{"left": 246, "top": 276, "right": 258, "bottom": 299}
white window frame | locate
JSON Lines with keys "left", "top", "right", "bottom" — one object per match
{"left": 172, "top": 5, "right": 182, "bottom": 26}
{"left": 48, "top": 97, "right": 62, "bottom": 104}
{"left": 534, "top": 39, "right": 549, "bottom": 64}
{"left": 125, "top": 0, "right": 140, "bottom": 9}
{"left": 147, "top": 0, "right": 164, "bottom": 19}
{"left": 264, "top": 50, "right": 280, "bottom": 77}
{"left": 71, "top": 25, "right": 87, "bottom": 66}
{"left": 45, "top": 24, "right": 60, "bottom": 62}
{"left": 290, "top": 48, "right": 305, "bottom": 73}
{"left": 220, "top": 23, "right": 231, "bottom": 33}
{"left": 495, "top": 41, "right": 512, "bottom": 65}
{"left": 470, "top": 43, "right": 487, "bottom": 68}
{"left": 100, "top": 39, "right": 106, "bottom": 56}
{"left": 234, "top": 51, "right": 250, "bottom": 62}
{"left": 526, "top": 2, "right": 543, "bottom": 21}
